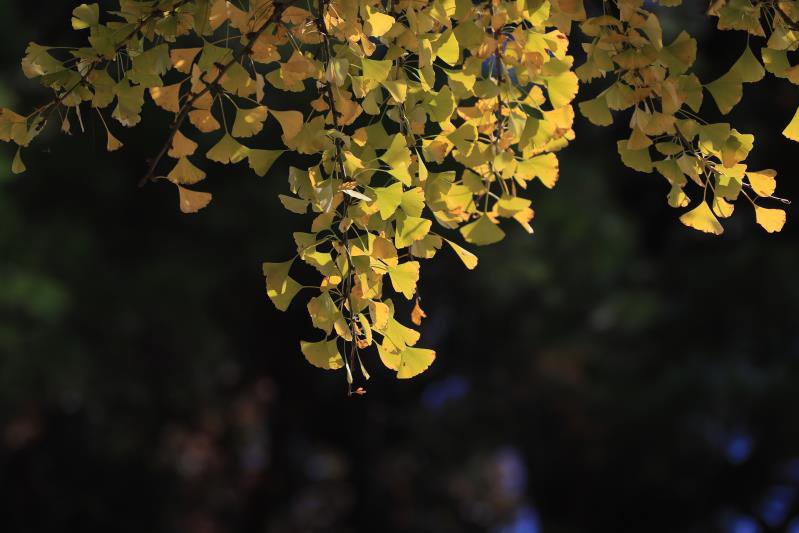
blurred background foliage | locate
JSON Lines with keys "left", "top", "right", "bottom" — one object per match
{"left": 1, "top": 2, "right": 799, "bottom": 532}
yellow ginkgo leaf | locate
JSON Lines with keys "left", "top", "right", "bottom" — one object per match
{"left": 372, "top": 182, "right": 404, "bottom": 219}
{"left": 782, "top": 106, "right": 799, "bottom": 142}
{"left": 168, "top": 130, "right": 198, "bottom": 158}
{"left": 679, "top": 201, "right": 724, "bottom": 235}
{"left": 730, "top": 45, "right": 765, "bottom": 83}
{"left": 361, "top": 58, "right": 392, "bottom": 83}
{"left": 167, "top": 156, "right": 206, "bottom": 185}
{"left": 300, "top": 339, "right": 344, "bottom": 370}
{"left": 176, "top": 185, "right": 212, "bottom": 213}
{"left": 170, "top": 48, "right": 201, "bottom": 74}
{"left": 307, "top": 292, "right": 344, "bottom": 335}
{"left": 754, "top": 206, "right": 786, "bottom": 233}
{"left": 278, "top": 194, "right": 308, "bottom": 214}
{"left": 357, "top": 313, "right": 373, "bottom": 346}
{"left": 369, "top": 300, "right": 390, "bottom": 330}
{"left": 444, "top": 239, "right": 478, "bottom": 270}
{"left": 381, "top": 80, "right": 407, "bottom": 103}
{"left": 71, "top": 3, "right": 99, "bottom": 30}
{"left": 206, "top": 134, "right": 249, "bottom": 164}
{"left": 188, "top": 109, "right": 221, "bottom": 133}
{"left": 388, "top": 261, "right": 420, "bottom": 300}
{"left": 231, "top": 105, "right": 268, "bottom": 138}
{"left": 149, "top": 83, "right": 182, "bottom": 113}
{"left": 436, "top": 30, "right": 460, "bottom": 66}
{"left": 578, "top": 95, "right": 613, "bottom": 126}
{"left": 326, "top": 57, "right": 349, "bottom": 87}
{"left": 379, "top": 346, "right": 436, "bottom": 379}
{"left": 270, "top": 109, "right": 303, "bottom": 143}
{"left": 267, "top": 275, "right": 301, "bottom": 311}
{"left": 745, "top": 169, "right": 777, "bottom": 197}
{"left": 546, "top": 71, "right": 580, "bottom": 109}
{"left": 705, "top": 71, "right": 742, "bottom": 115}
{"left": 106, "top": 130, "right": 123, "bottom": 152}
{"left": 460, "top": 214, "right": 506, "bottom": 245}
{"left": 516, "top": 153, "right": 559, "bottom": 188}
{"left": 394, "top": 213, "right": 432, "bottom": 248}
{"left": 248, "top": 149, "right": 283, "bottom": 177}
{"left": 262, "top": 260, "right": 293, "bottom": 293}
{"left": 11, "top": 148, "right": 25, "bottom": 174}
{"left": 364, "top": 9, "right": 395, "bottom": 37}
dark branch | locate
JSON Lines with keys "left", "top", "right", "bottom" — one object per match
{"left": 138, "top": 1, "right": 287, "bottom": 186}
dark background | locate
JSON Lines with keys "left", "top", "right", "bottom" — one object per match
{"left": 1, "top": 2, "right": 798, "bottom": 532}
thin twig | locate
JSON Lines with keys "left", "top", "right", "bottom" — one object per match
{"left": 139, "top": 1, "right": 287, "bottom": 186}
{"left": 34, "top": 0, "right": 192, "bottom": 125}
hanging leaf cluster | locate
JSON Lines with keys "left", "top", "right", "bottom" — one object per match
{"left": 0, "top": 0, "right": 792, "bottom": 389}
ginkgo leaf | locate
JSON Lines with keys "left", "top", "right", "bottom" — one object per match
{"left": 436, "top": 30, "right": 460, "bottom": 66}
{"left": 379, "top": 345, "right": 436, "bottom": 379}
{"left": 731, "top": 45, "right": 765, "bottom": 83}
{"left": 357, "top": 313, "right": 373, "bottom": 346}
{"left": 279, "top": 194, "right": 308, "bottom": 214}
{"left": 617, "top": 141, "right": 653, "bottom": 172}
{"left": 444, "top": 239, "right": 478, "bottom": 270}
{"left": 411, "top": 299, "right": 427, "bottom": 326}
{"left": 388, "top": 261, "right": 420, "bottom": 299}
{"left": 267, "top": 275, "right": 301, "bottom": 311}
{"left": 516, "top": 153, "right": 559, "bottom": 188}
{"left": 546, "top": 71, "right": 580, "bottom": 109}
{"left": 326, "top": 57, "right": 349, "bottom": 87}
{"left": 361, "top": 58, "right": 392, "bottom": 83}
{"left": 270, "top": 109, "right": 303, "bottom": 143}
{"left": 176, "top": 185, "right": 212, "bottom": 213}
{"left": 783, "top": 106, "right": 799, "bottom": 142}
{"left": 373, "top": 182, "right": 404, "bottom": 219}
{"left": 705, "top": 71, "right": 742, "bottom": 115}
{"left": 394, "top": 213, "right": 432, "bottom": 248}
{"left": 746, "top": 169, "right": 777, "bottom": 197}
{"left": 168, "top": 157, "right": 206, "bottom": 185}
{"left": 168, "top": 130, "right": 198, "bottom": 158}
{"left": 364, "top": 9, "right": 395, "bottom": 37}
{"left": 395, "top": 347, "right": 435, "bottom": 379}
{"left": 170, "top": 48, "right": 201, "bottom": 74}
{"left": 231, "top": 106, "right": 268, "bottom": 138}
{"left": 300, "top": 339, "right": 344, "bottom": 370}
{"left": 754, "top": 206, "right": 786, "bottom": 233}
{"left": 679, "top": 202, "right": 724, "bottom": 235}
{"left": 11, "top": 148, "right": 25, "bottom": 174}
{"left": 248, "top": 149, "right": 283, "bottom": 177}
{"left": 71, "top": 3, "right": 99, "bottom": 30}
{"left": 149, "top": 83, "right": 182, "bottom": 113}
{"left": 460, "top": 215, "right": 506, "bottom": 245}
{"left": 262, "top": 260, "right": 293, "bottom": 293}
{"left": 307, "top": 292, "right": 343, "bottom": 335}
{"left": 579, "top": 95, "right": 613, "bottom": 126}
{"left": 380, "top": 135, "right": 413, "bottom": 184}
{"left": 106, "top": 130, "right": 123, "bottom": 152}
{"left": 381, "top": 80, "right": 407, "bottom": 103}
{"left": 188, "top": 109, "right": 221, "bottom": 132}
{"left": 206, "top": 134, "right": 249, "bottom": 164}
{"left": 369, "top": 301, "right": 390, "bottom": 331}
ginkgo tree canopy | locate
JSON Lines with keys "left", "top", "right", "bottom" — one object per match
{"left": 0, "top": 0, "right": 794, "bottom": 392}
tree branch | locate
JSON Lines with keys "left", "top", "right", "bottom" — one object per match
{"left": 34, "top": 0, "right": 192, "bottom": 125}
{"left": 139, "top": 1, "right": 287, "bottom": 186}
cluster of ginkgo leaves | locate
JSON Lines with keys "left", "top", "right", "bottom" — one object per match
{"left": 0, "top": 0, "right": 792, "bottom": 390}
